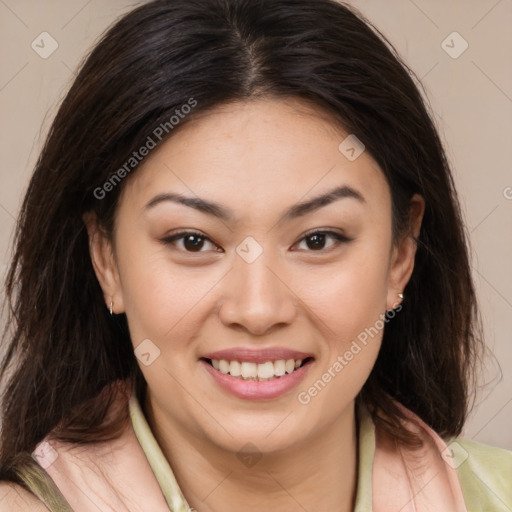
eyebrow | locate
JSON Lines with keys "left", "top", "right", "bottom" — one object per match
{"left": 144, "top": 184, "right": 365, "bottom": 222}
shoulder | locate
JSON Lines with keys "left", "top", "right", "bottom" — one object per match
{"left": 0, "top": 481, "right": 48, "bottom": 512}
{"left": 449, "top": 437, "right": 512, "bottom": 510}
{"left": 385, "top": 400, "right": 512, "bottom": 509}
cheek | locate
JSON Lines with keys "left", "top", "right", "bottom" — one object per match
{"left": 116, "top": 238, "right": 216, "bottom": 344}
{"left": 294, "top": 238, "right": 390, "bottom": 402}
{"left": 296, "top": 270, "right": 386, "bottom": 419}
{"left": 298, "top": 240, "right": 390, "bottom": 341}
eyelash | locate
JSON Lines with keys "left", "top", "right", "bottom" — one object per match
{"left": 160, "top": 229, "right": 352, "bottom": 254}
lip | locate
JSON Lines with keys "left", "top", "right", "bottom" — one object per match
{"left": 201, "top": 347, "right": 313, "bottom": 364}
{"left": 200, "top": 357, "right": 314, "bottom": 400}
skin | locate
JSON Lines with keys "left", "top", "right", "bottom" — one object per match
{"left": 84, "top": 97, "right": 424, "bottom": 512}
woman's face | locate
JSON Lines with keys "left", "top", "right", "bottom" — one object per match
{"left": 88, "top": 97, "right": 423, "bottom": 455}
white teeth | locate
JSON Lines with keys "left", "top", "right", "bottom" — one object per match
{"left": 257, "top": 362, "right": 275, "bottom": 379}
{"left": 229, "top": 360, "right": 241, "bottom": 377}
{"left": 241, "top": 362, "right": 257, "bottom": 379}
{"left": 274, "top": 360, "right": 286, "bottom": 376}
{"left": 208, "top": 357, "right": 308, "bottom": 380}
{"left": 219, "top": 360, "right": 230, "bottom": 374}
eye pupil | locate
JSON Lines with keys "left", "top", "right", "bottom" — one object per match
{"left": 184, "top": 234, "right": 204, "bottom": 251}
{"left": 307, "top": 233, "right": 326, "bottom": 250}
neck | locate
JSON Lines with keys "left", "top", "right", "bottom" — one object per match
{"left": 144, "top": 394, "right": 359, "bottom": 512}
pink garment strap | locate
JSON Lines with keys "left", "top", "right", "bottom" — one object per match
{"left": 30, "top": 380, "right": 469, "bottom": 512}
{"left": 372, "top": 402, "right": 468, "bottom": 512}
{"left": 31, "top": 381, "right": 171, "bottom": 512}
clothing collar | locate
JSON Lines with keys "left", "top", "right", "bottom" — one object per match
{"left": 129, "top": 385, "right": 376, "bottom": 512}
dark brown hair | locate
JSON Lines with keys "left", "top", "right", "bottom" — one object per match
{"left": 1, "top": 0, "right": 483, "bottom": 484}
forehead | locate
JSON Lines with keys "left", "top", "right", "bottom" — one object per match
{"left": 118, "top": 97, "right": 390, "bottom": 221}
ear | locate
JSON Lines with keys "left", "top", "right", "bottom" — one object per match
{"left": 82, "top": 211, "right": 125, "bottom": 314}
{"left": 386, "top": 194, "right": 425, "bottom": 310}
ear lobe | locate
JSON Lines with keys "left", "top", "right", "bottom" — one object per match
{"left": 387, "top": 194, "right": 425, "bottom": 309}
{"left": 82, "top": 211, "right": 124, "bottom": 313}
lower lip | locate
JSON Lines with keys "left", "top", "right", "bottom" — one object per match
{"left": 201, "top": 359, "right": 312, "bottom": 400}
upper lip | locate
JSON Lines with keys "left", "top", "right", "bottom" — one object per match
{"left": 201, "top": 348, "right": 314, "bottom": 364}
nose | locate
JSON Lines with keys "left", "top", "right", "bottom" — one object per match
{"left": 217, "top": 251, "right": 297, "bottom": 336}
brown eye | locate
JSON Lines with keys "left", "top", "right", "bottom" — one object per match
{"left": 305, "top": 232, "right": 328, "bottom": 250}
{"left": 294, "top": 230, "right": 351, "bottom": 252}
{"left": 182, "top": 233, "right": 206, "bottom": 252}
{"left": 161, "top": 231, "right": 219, "bottom": 253}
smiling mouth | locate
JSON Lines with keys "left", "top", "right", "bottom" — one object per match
{"left": 202, "top": 357, "right": 314, "bottom": 381}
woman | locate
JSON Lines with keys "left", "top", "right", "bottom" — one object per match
{"left": 0, "top": 0, "right": 510, "bottom": 510}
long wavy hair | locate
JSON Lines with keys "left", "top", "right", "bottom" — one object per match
{"left": 1, "top": 0, "right": 483, "bottom": 485}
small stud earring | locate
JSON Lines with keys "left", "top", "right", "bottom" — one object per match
{"left": 398, "top": 293, "right": 404, "bottom": 299}
{"left": 109, "top": 301, "right": 113, "bottom": 315}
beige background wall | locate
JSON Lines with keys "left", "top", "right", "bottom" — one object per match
{"left": 0, "top": 1, "right": 511, "bottom": 449}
